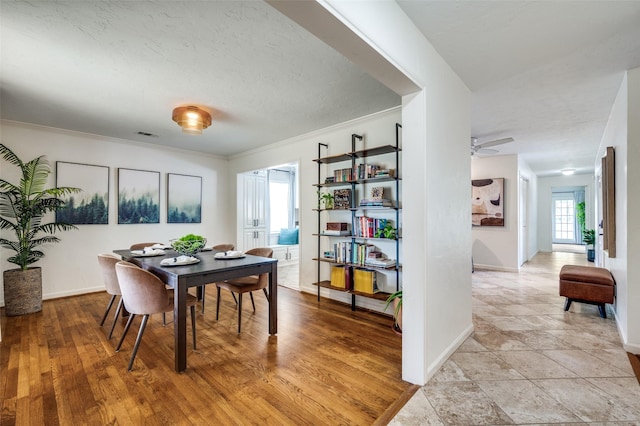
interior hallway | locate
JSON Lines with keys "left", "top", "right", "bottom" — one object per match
{"left": 391, "top": 251, "right": 640, "bottom": 425}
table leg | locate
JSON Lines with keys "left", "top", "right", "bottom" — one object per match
{"left": 175, "top": 277, "right": 188, "bottom": 372}
{"left": 269, "top": 262, "right": 278, "bottom": 335}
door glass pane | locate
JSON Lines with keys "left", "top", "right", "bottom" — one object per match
{"left": 269, "top": 181, "right": 289, "bottom": 231}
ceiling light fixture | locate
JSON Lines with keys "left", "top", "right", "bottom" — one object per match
{"left": 561, "top": 169, "right": 575, "bottom": 176}
{"left": 172, "top": 106, "right": 212, "bottom": 135}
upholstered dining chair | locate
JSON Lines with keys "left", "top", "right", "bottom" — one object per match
{"left": 114, "top": 261, "right": 197, "bottom": 371}
{"left": 129, "top": 242, "right": 163, "bottom": 250}
{"left": 215, "top": 247, "right": 273, "bottom": 333}
{"left": 97, "top": 254, "right": 125, "bottom": 339}
{"left": 200, "top": 243, "right": 235, "bottom": 314}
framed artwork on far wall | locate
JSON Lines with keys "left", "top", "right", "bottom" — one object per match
{"left": 56, "top": 161, "right": 109, "bottom": 225}
{"left": 167, "top": 173, "right": 202, "bottom": 223}
{"left": 117, "top": 168, "right": 160, "bottom": 224}
{"left": 472, "top": 178, "right": 504, "bottom": 226}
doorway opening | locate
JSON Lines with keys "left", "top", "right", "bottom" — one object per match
{"left": 237, "top": 162, "right": 299, "bottom": 289}
{"left": 551, "top": 186, "right": 586, "bottom": 253}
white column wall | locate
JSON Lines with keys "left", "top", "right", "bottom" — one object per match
{"left": 0, "top": 121, "right": 230, "bottom": 303}
{"left": 323, "top": 0, "right": 472, "bottom": 384}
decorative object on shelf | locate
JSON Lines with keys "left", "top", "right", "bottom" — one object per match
{"left": 0, "top": 144, "right": 81, "bottom": 316}
{"left": 171, "top": 234, "right": 207, "bottom": 257}
{"left": 167, "top": 173, "right": 202, "bottom": 223}
{"left": 353, "top": 268, "right": 379, "bottom": 293}
{"left": 384, "top": 290, "right": 402, "bottom": 334}
{"left": 472, "top": 178, "right": 504, "bottom": 226}
{"left": 172, "top": 105, "right": 212, "bottom": 135}
{"left": 318, "top": 191, "right": 334, "bottom": 209}
{"left": 374, "top": 222, "right": 397, "bottom": 239}
{"left": 371, "top": 187, "right": 383, "bottom": 200}
{"left": 55, "top": 161, "right": 109, "bottom": 225}
{"left": 583, "top": 229, "right": 595, "bottom": 262}
{"left": 333, "top": 188, "right": 352, "bottom": 209}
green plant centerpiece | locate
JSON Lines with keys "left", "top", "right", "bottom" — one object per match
{"left": 171, "top": 233, "right": 207, "bottom": 257}
{"left": 384, "top": 290, "right": 403, "bottom": 334}
{"left": 0, "top": 144, "right": 81, "bottom": 316}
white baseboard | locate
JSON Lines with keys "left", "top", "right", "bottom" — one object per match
{"left": 425, "top": 323, "right": 474, "bottom": 382}
{"left": 44, "top": 286, "right": 105, "bottom": 300}
{"left": 473, "top": 264, "right": 519, "bottom": 273}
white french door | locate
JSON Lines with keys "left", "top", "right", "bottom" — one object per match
{"left": 552, "top": 195, "right": 577, "bottom": 244}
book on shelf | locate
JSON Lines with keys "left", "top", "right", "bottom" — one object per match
{"left": 331, "top": 265, "right": 348, "bottom": 289}
{"left": 322, "top": 230, "right": 351, "bottom": 236}
{"left": 359, "top": 198, "right": 394, "bottom": 207}
{"left": 353, "top": 268, "right": 379, "bottom": 294}
{"left": 365, "top": 258, "right": 396, "bottom": 268}
{"left": 353, "top": 217, "right": 393, "bottom": 238}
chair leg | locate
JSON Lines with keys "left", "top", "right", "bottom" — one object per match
{"left": 100, "top": 294, "right": 117, "bottom": 326}
{"left": 263, "top": 288, "right": 269, "bottom": 301}
{"left": 108, "top": 297, "right": 124, "bottom": 339}
{"left": 190, "top": 305, "right": 197, "bottom": 350}
{"left": 128, "top": 314, "right": 149, "bottom": 371}
{"left": 216, "top": 286, "right": 221, "bottom": 321}
{"left": 231, "top": 292, "right": 238, "bottom": 305}
{"left": 116, "top": 313, "right": 136, "bottom": 352}
{"left": 162, "top": 312, "right": 166, "bottom": 326}
{"left": 249, "top": 292, "right": 256, "bottom": 311}
{"left": 237, "top": 293, "right": 243, "bottom": 333}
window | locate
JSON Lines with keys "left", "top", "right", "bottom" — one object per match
{"left": 554, "top": 199, "right": 575, "bottom": 241}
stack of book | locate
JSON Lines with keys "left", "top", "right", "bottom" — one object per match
{"left": 359, "top": 198, "right": 394, "bottom": 207}
{"left": 374, "top": 169, "right": 395, "bottom": 178}
{"left": 365, "top": 258, "right": 397, "bottom": 268}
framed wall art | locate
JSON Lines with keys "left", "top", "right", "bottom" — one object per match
{"left": 55, "top": 161, "right": 109, "bottom": 224}
{"left": 167, "top": 173, "right": 202, "bottom": 223}
{"left": 472, "top": 178, "right": 504, "bottom": 226}
{"left": 117, "top": 168, "right": 160, "bottom": 224}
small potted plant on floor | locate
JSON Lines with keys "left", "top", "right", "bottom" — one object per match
{"left": 384, "top": 290, "right": 402, "bottom": 334}
{"left": 0, "top": 144, "right": 80, "bottom": 315}
{"left": 583, "top": 229, "right": 595, "bottom": 262}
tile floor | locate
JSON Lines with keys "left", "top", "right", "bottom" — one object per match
{"left": 390, "top": 251, "right": 640, "bottom": 425}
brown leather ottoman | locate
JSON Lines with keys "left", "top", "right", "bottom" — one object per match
{"left": 559, "top": 265, "right": 615, "bottom": 318}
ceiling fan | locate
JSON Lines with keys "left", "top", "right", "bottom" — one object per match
{"left": 470, "top": 137, "right": 514, "bottom": 156}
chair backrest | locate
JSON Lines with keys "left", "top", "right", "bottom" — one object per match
{"left": 245, "top": 247, "right": 273, "bottom": 288}
{"left": 97, "top": 254, "right": 122, "bottom": 295}
{"left": 212, "top": 243, "right": 235, "bottom": 252}
{"left": 115, "top": 261, "right": 172, "bottom": 315}
{"left": 129, "top": 242, "right": 162, "bottom": 250}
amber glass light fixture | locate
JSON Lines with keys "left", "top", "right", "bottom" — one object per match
{"left": 172, "top": 106, "right": 212, "bottom": 135}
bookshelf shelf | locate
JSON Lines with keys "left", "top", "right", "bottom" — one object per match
{"left": 313, "top": 124, "right": 402, "bottom": 311}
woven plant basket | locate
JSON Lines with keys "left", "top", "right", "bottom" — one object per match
{"left": 3, "top": 267, "right": 42, "bottom": 316}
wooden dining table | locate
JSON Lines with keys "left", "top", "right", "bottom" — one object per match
{"left": 113, "top": 248, "right": 278, "bottom": 372}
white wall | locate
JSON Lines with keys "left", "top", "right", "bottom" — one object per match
{"left": 228, "top": 108, "right": 402, "bottom": 310}
{"left": 596, "top": 68, "right": 640, "bottom": 353}
{"left": 322, "top": 1, "right": 472, "bottom": 385}
{"left": 0, "top": 121, "right": 230, "bottom": 303}
{"left": 537, "top": 173, "right": 595, "bottom": 253}
{"left": 471, "top": 155, "right": 519, "bottom": 271}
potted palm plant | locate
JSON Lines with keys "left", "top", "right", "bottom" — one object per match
{"left": 583, "top": 229, "right": 595, "bottom": 262}
{"left": 0, "top": 144, "right": 80, "bottom": 315}
{"left": 384, "top": 290, "right": 402, "bottom": 334}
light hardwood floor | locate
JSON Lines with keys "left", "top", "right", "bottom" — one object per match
{"left": 0, "top": 284, "right": 413, "bottom": 424}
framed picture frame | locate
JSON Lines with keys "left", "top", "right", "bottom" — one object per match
{"left": 55, "top": 161, "right": 109, "bottom": 224}
{"left": 472, "top": 178, "right": 504, "bottom": 226}
{"left": 167, "top": 173, "right": 202, "bottom": 223}
{"left": 117, "top": 168, "right": 160, "bottom": 224}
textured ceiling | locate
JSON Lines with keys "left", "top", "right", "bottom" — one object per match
{"left": 2, "top": 1, "right": 640, "bottom": 176}
{"left": 0, "top": 1, "right": 400, "bottom": 157}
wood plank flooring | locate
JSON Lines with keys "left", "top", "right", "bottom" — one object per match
{"left": 1, "top": 286, "right": 410, "bottom": 425}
